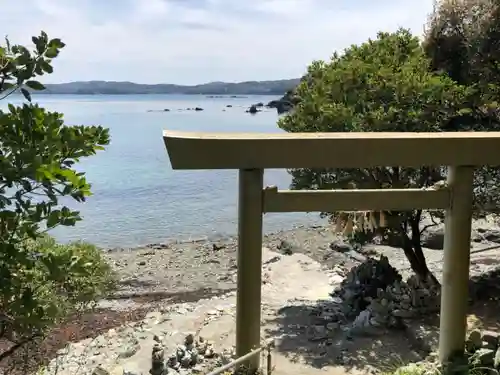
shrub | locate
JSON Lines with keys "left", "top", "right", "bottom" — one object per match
{"left": 0, "top": 31, "right": 112, "bottom": 360}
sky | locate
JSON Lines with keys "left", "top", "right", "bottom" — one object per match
{"left": 1, "top": 0, "right": 435, "bottom": 84}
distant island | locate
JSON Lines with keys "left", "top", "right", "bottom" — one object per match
{"left": 34, "top": 79, "right": 301, "bottom": 96}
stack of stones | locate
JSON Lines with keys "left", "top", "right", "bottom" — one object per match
{"left": 466, "top": 329, "right": 500, "bottom": 369}
{"left": 331, "top": 256, "right": 440, "bottom": 332}
{"left": 332, "top": 255, "right": 403, "bottom": 318}
{"left": 154, "top": 334, "right": 234, "bottom": 374}
{"left": 163, "top": 334, "right": 214, "bottom": 373}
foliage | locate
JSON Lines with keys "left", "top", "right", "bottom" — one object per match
{"left": 424, "top": 0, "right": 500, "bottom": 87}
{"left": 387, "top": 349, "right": 495, "bottom": 375}
{"left": 424, "top": 0, "right": 500, "bottom": 212}
{"left": 278, "top": 29, "right": 487, "bottom": 282}
{"left": 1, "top": 236, "right": 115, "bottom": 343}
{"left": 0, "top": 31, "right": 113, "bottom": 357}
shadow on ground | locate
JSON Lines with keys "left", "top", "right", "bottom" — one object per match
{"left": 405, "top": 270, "right": 500, "bottom": 355}
{"left": 265, "top": 268, "right": 500, "bottom": 373}
{"left": 265, "top": 302, "right": 423, "bottom": 373}
{"left": 466, "top": 269, "right": 500, "bottom": 331}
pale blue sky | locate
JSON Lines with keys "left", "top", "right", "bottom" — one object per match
{"left": 1, "top": 0, "right": 434, "bottom": 84}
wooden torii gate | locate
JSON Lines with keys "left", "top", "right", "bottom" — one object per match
{"left": 163, "top": 130, "right": 500, "bottom": 371}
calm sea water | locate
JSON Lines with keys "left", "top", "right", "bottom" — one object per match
{"left": 2, "top": 94, "right": 324, "bottom": 247}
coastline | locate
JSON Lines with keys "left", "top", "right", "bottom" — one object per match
{"left": 5, "top": 222, "right": 500, "bottom": 374}
{"left": 103, "top": 221, "right": 500, "bottom": 304}
{"left": 104, "top": 216, "right": 500, "bottom": 306}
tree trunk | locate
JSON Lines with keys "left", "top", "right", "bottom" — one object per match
{"left": 399, "top": 217, "right": 441, "bottom": 286}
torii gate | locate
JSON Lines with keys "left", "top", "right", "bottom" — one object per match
{"left": 163, "top": 130, "right": 500, "bottom": 371}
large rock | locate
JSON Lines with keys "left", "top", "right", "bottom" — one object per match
{"left": 246, "top": 105, "right": 259, "bottom": 114}
{"left": 267, "top": 99, "right": 293, "bottom": 114}
{"left": 329, "top": 239, "right": 353, "bottom": 253}
{"left": 421, "top": 225, "right": 445, "bottom": 250}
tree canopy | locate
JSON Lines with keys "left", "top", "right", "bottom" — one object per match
{"left": 278, "top": 28, "right": 498, "bottom": 283}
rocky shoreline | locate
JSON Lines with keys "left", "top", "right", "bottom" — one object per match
{"left": 103, "top": 218, "right": 500, "bottom": 305}
{"left": 4, "top": 220, "right": 500, "bottom": 375}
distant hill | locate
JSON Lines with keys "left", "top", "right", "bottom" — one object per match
{"left": 37, "top": 79, "right": 301, "bottom": 95}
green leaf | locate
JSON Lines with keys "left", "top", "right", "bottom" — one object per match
{"left": 25, "top": 80, "right": 45, "bottom": 91}
{"left": 41, "top": 60, "right": 53, "bottom": 74}
{"left": 20, "top": 88, "right": 31, "bottom": 101}
{"left": 1, "top": 82, "right": 16, "bottom": 92}
{"left": 48, "top": 38, "right": 65, "bottom": 49}
{"left": 46, "top": 210, "right": 60, "bottom": 228}
{"left": 45, "top": 48, "right": 59, "bottom": 59}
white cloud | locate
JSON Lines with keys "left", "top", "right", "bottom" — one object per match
{"left": 0, "top": 0, "right": 435, "bottom": 84}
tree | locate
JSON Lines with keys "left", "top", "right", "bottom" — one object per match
{"left": 424, "top": 0, "right": 500, "bottom": 212}
{"left": 424, "top": 0, "right": 500, "bottom": 86}
{"left": 278, "top": 29, "right": 481, "bottom": 284}
{"left": 0, "top": 32, "right": 114, "bottom": 363}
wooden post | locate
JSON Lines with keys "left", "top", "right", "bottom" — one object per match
{"left": 236, "top": 168, "right": 264, "bottom": 371}
{"left": 439, "top": 166, "right": 474, "bottom": 363}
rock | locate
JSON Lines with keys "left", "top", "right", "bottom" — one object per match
{"left": 119, "top": 341, "right": 140, "bottom": 358}
{"left": 467, "top": 329, "right": 483, "bottom": 352}
{"left": 481, "top": 330, "right": 500, "bottom": 349}
{"left": 204, "top": 347, "right": 216, "bottom": 358}
{"left": 352, "top": 309, "right": 371, "bottom": 330}
{"left": 150, "top": 343, "right": 167, "bottom": 375}
{"left": 392, "top": 309, "right": 414, "bottom": 318}
{"left": 92, "top": 366, "right": 111, "bottom": 375}
{"left": 185, "top": 333, "right": 194, "bottom": 346}
{"left": 481, "top": 228, "right": 500, "bottom": 243}
{"left": 138, "top": 260, "right": 147, "bottom": 266}
{"left": 476, "top": 348, "right": 496, "bottom": 366}
{"left": 167, "top": 354, "right": 178, "bottom": 368}
{"left": 329, "top": 239, "right": 352, "bottom": 253}
{"left": 495, "top": 347, "right": 500, "bottom": 368}
{"left": 277, "top": 239, "right": 294, "bottom": 255}
{"left": 421, "top": 226, "right": 445, "bottom": 249}
{"left": 329, "top": 273, "right": 344, "bottom": 285}
{"left": 181, "top": 354, "right": 192, "bottom": 368}
{"left": 247, "top": 105, "right": 259, "bottom": 114}
{"left": 163, "top": 109, "right": 170, "bottom": 112}
{"left": 212, "top": 243, "right": 224, "bottom": 251}
{"left": 255, "top": 102, "right": 264, "bottom": 107}
{"left": 327, "top": 322, "right": 340, "bottom": 330}
{"left": 267, "top": 97, "right": 294, "bottom": 114}
{"left": 191, "top": 364, "right": 204, "bottom": 373}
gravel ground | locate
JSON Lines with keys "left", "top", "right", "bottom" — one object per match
{"left": 104, "top": 222, "right": 500, "bottom": 300}
{"left": 3, "top": 221, "right": 500, "bottom": 374}
{"left": 104, "top": 225, "right": 360, "bottom": 299}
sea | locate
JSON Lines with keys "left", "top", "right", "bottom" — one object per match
{"left": 2, "top": 94, "right": 325, "bottom": 248}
